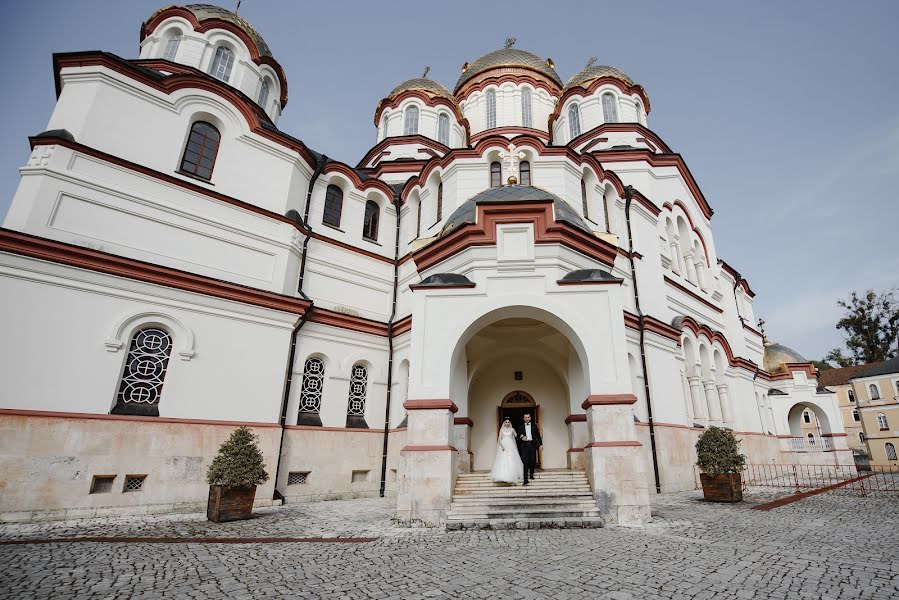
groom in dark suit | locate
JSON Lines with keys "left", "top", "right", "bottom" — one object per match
{"left": 516, "top": 413, "right": 542, "bottom": 485}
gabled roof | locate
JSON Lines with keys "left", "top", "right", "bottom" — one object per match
{"left": 855, "top": 356, "right": 899, "bottom": 380}
{"left": 818, "top": 361, "right": 885, "bottom": 387}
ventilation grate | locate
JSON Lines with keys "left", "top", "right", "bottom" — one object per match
{"left": 288, "top": 471, "right": 309, "bottom": 485}
{"left": 351, "top": 470, "right": 370, "bottom": 483}
{"left": 124, "top": 475, "right": 146, "bottom": 492}
{"left": 90, "top": 475, "right": 115, "bottom": 494}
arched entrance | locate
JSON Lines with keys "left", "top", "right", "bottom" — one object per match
{"left": 499, "top": 391, "right": 541, "bottom": 467}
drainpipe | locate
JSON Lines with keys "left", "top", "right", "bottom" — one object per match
{"left": 624, "top": 185, "right": 662, "bottom": 494}
{"left": 379, "top": 185, "right": 403, "bottom": 497}
{"left": 730, "top": 267, "right": 746, "bottom": 327}
{"left": 272, "top": 153, "right": 327, "bottom": 501}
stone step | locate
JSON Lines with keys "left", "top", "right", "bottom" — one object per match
{"left": 457, "top": 472, "right": 586, "bottom": 480}
{"left": 447, "top": 509, "right": 603, "bottom": 521}
{"left": 453, "top": 485, "right": 592, "bottom": 494}
{"left": 450, "top": 496, "right": 597, "bottom": 506}
{"left": 448, "top": 504, "right": 600, "bottom": 515}
{"left": 445, "top": 516, "right": 603, "bottom": 531}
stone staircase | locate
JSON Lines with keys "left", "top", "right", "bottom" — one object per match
{"left": 445, "top": 469, "right": 603, "bottom": 530}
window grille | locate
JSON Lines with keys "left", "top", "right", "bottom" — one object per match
{"left": 288, "top": 471, "right": 309, "bottom": 485}
{"left": 521, "top": 88, "right": 532, "bottom": 128}
{"left": 124, "top": 475, "right": 146, "bottom": 492}
{"left": 490, "top": 161, "right": 501, "bottom": 187}
{"left": 486, "top": 89, "right": 497, "bottom": 129}
{"left": 323, "top": 184, "right": 343, "bottom": 227}
{"left": 347, "top": 364, "right": 368, "bottom": 416}
{"left": 180, "top": 121, "right": 221, "bottom": 181}
{"left": 90, "top": 475, "right": 115, "bottom": 494}
{"left": 299, "top": 358, "right": 324, "bottom": 413}
{"left": 568, "top": 104, "right": 581, "bottom": 139}
{"left": 519, "top": 161, "right": 531, "bottom": 186}
{"left": 877, "top": 412, "right": 889, "bottom": 430}
{"left": 438, "top": 113, "right": 450, "bottom": 145}
{"left": 162, "top": 32, "right": 181, "bottom": 61}
{"left": 258, "top": 79, "right": 270, "bottom": 108}
{"left": 886, "top": 443, "right": 897, "bottom": 461}
{"left": 403, "top": 106, "right": 419, "bottom": 135}
{"left": 436, "top": 183, "right": 443, "bottom": 221}
{"left": 602, "top": 93, "right": 619, "bottom": 123}
{"left": 116, "top": 327, "right": 173, "bottom": 409}
{"left": 363, "top": 200, "right": 380, "bottom": 241}
{"left": 209, "top": 46, "right": 234, "bottom": 82}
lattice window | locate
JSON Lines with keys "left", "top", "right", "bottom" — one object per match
{"left": 299, "top": 358, "right": 324, "bottom": 413}
{"left": 877, "top": 412, "right": 889, "bottom": 430}
{"left": 288, "top": 471, "right": 309, "bottom": 485}
{"left": 602, "top": 92, "right": 619, "bottom": 123}
{"left": 323, "top": 184, "right": 343, "bottom": 227}
{"left": 347, "top": 364, "right": 368, "bottom": 416}
{"left": 486, "top": 89, "right": 497, "bottom": 129}
{"left": 438, "top": 113, "right": 450, "bottom": 145}
{"left": 209, "top": 45, "right": 234, "bottom": 82}
{"left": 886, "top": 443, "right": 897, "bottom": 461}
{"left": 116, "top": 327, "right": 173, "bottom": 408}
{"left": 90, "top": 475, "right": 115, "bottom": 494}
{"left": 180, "top": 121, "right": 220, "bottom": 181}
{"left": 403, "top": 105, "right": 419, "bottom": 135}
{"left": 162, "top": 32, "right": 181, "bottom": 61}
{"left": 124, "top": 475, "right": 146, "bottom": 492}
{"left": 521, "top": 87, "right": 532, "bottom": 128}
{"left": 258, "top": 79, "right": 270, "bottom": 108}
{"left": 568, "top": 103, "right": 581, "bottom": 139}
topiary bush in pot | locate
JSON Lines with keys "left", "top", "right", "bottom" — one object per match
{"left": 695, "top": 426, "right": 746, "bottom": 502}
{"left": 206, "top": 426, "right": 270, "bottom": 522}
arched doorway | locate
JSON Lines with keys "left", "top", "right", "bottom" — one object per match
{"left": 498, "top": 390, "right": 541, "bottom": 467}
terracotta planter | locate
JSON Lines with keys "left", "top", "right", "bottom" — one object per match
{"left": 207, "top": 485, "right": 257, "bottom": 522}
{"left": 699, "top": 472, "right": 742, "bottom": 503}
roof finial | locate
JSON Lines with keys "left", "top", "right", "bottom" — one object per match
{"left": 586, "top": 56, "right": 597, "bottom": 68}
{"left": 757, "top": 318, "right": 768, "bottom": 344}
{"left": 422, "top": 65, "right": 431, "bottom": 79}
{"left": 235, "top": 0, "right": 242, "bottom": 14}
{"left": 504, "top": 37, "right": 517, "bottom": 49}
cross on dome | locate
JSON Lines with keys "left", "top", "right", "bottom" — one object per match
{"left": 422, "top": 65, "right": 431, "bottom": 78}
{"left": 499, "top": 143, "right": 526, "bottom": 185}
{"left": 586, "top": 56, "right": 598, "bottom": 68}
{"left": 504, "top": 37, "right": 517, "bottom": 49}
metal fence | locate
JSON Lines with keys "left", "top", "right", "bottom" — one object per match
{"left": 695, "top": 463, "right": 899, "bottom": 496}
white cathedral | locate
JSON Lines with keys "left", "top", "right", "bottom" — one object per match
{"left": 0, "top": 4, "right": 852, "bottom": 525}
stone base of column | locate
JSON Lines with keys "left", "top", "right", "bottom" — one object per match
{"left": 395, "top": 445, "right": 457, "bottom": 526}
{"left": 584, "top": 442, "right": 651, "bottom": 526}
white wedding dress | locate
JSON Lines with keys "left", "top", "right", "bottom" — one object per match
{"left": 489, "top": 426, "right": 524, "bottom": 483}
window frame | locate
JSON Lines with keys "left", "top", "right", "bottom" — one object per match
{"left": 803, "top": 410, "right": 811, "bottom": 423}
{"left": 178, "top": 121, "right": 221, "bottom": 181}
{"left": 490, "top": 161, "right": 501, "bottom": 188}
{"left": 521, "top": 87, "right": 532, "bottom": 128}
{"left": 869, "top": 383, "right": 880, "bottom": 400}
{"left": 362, "top": 200, "right": 380, "bottom": 242}
{"left": 581, "top": 178, "right": 589, "bottom": 219}
{"left": 209, "top": 45, "right": 235, "bottom": 82}
{"left": 485, "top": 89, "right": 497, "bottom": 129}
{"left": 602, "top": 92, "right": 619, "bottom": 123}
{"left": 437, "top": 113, "right": 450, "bottom": 146}
{"left": 258, "top": 78, "right": 270, "bottom": 109}
{"left": 568, "top": 103, "right": 581, "bottom": 139}
{"left": 886, "top": 442, "right": 898, "bottom": 461}
{"left": 852, "top": 408, "right": 860, "bottom": 422}
{"left": 877, "top": 412, "right": 889, "bottom": 430}
{"left": 435, "top": 182, "right": 443, "bottom": 223}
{"left": 111, "top": 326, "right": 174, "bottom": 417}
{"left": 403, "top": 105, "right": 420, "bottom": 136}
{"left": 322, "top": 184, "right": 344, "bottom": 228}
{"left": 162, "top": 31, "right": 182, "bottom": 61}
{"left": 519, "top": 161, "right": 531, "bottom": 186}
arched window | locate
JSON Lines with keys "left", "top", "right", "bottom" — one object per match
{"left": 877, "top": 412, "right": 889, "bottom": 430}
{"left": 803, "top": 410, "right": 811, "bottom": 423}
{"left": 111, "top": 327, "right": 173, "bottom": 417}
{"left": 403, "top": 105, "right": 419, "bottom": 135}
{"left": 602, "top": 92, "right": 619, "bottom": 123}
{"left": 521, "top": 88, "right": 532, "bottom": 128}
{"left": 258, "top": 79, "right": 270, "bottom": 108}
{"left": 209, "top": 46, "right": 235, "bottom": 82}
{"left": 581, "top": 178, "right": 589, "bottom": 218}
{"left": 568, "top": 104, "right": 581, "bottom": 139}
{"left": 415, "top": 199, "right": 422, "bottom": 239}
{"left": 179, "top": 121, "right": 220, "bottom": 181}
{"left": 346, "top": 363, "right": 368, "bottom": 428}
{"left": 438, "top": 113, "right": 450, "bottom": 146}
{"left": 869, "top": 384, "right": 880, "bottom": 399}
{"left": 323, "top": 184, "right": 343, "bottom": 227}
{"left": 519, "top": 161, "right": 531, "bottom": 186}
{"left": 848, "top": 389, "right": 856, "bottom": 403}
{"left": 299, "top": 357, "right": 324, "bottom": 415}
{"left": 162, "top": 31, "right": 181, "bottom": 61}
{"left": 362, "top": 200, "right": 380, "bottom": 241}
{"left": 490, "top": 161, "right": 501, "bottom": 187}
{"left": 486, "top": 89, "right": 497, "bottom": 129}
{"left": 807, "top": 433, "right": 815, "bottom": 445}
{"left": 380, "top": 113, "right": 389, "bottom": 139}
{"left": 436, "top": 182, "right": 443, "bottom": 222}
{"left": 853, "top": 409, "right": 860, "bottom": 422}
{"left": 886, "top": 443, "right": 898, "bottom": 461}
{"left": 634, "top": 101, "right": 642, "bottom": 123}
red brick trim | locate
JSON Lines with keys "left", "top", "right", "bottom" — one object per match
{"left": 285, "top": 425, "right": 389, "bottom": 433}
{"left": 623, "top": 311, "right": 683, "bottom": 343}
{"left": 661, "top": 200, "right": 711, "bottom": 265}
{"left": 455, "top": 71, "right": 561, "bottom": 99}
{"left": 454, "top": 417, "right": 474, "bottom": 427}
{"left": 393, "top": 315, "right": 412, "bottom": 336}
{"left": 565, "top": 414, "right": 587, "bottom": 424}
{"left": 566, "top": 448, "right": 585, "bottom": 453}
{"left": 470, "top": 127, "right": 551, "bottom": 144}
{"left": 308, "top": 308, "right": 389, "bottom": 337}
{"left": 582, "top": 394, "right": 638, "bottom": 408}
{"left": 401, "top": 445, "right": 458, "bottom": 452}
{"left": 664, "top": 276, "right": 723, "bottom": 314}
{"left": 373, "top": 91, "right": 469, "bottom": 136}
{"left": 550, "top": 77, "right": 652, "bottom": 126}
{"left": 719, "top": 259, "right": 756, "bottom": 298}
{"left": 571, "top": 123, "right": 671, "bottom": 154}
{"left": 403, "top": 400, "right": 459, "bottom": 413}
{"left": 822, "top": 433, "right": 848, "bottom": 438}
{"left": 585, "top": 440, "right": 642, "bottom": 448}
{"left": 0, "top": 408, "right": 279, "bottom": 427}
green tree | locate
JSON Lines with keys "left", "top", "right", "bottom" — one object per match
{"left": 825, "top": 289, "right": 899, "bottom": 367}
{"left": 207, "top": 426, "right": 270, "bottom": 487}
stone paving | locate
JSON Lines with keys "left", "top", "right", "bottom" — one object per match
{"left": 1, "top": 488, "right": 897, "bottom": 599}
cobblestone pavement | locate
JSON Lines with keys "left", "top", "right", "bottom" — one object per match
{"left": 1, "top": 489, "right": 897, "bottom": 599}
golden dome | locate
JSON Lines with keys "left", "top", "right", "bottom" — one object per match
{"left": 387, "top": 77, "right": 455, "bottom": 102}
{"left": 455, "top": 47, "right": 562, "bottom": 92}
{"left": 565, "top": 64, "right": 635, "bottom": 90}
{"left": 763, "top": 342, "right": 808, "bottom": 373}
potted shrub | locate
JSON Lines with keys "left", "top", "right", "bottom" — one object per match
{"left": 206, "top": 426, "right": 270, "bottom": 522}
{"left": 696, "top": 427, "right": 746, "bottom": 503}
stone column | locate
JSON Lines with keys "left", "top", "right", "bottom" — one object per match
{"left": 688, "top": 375, "right": 707, "bottom": 424}
{"left": 452, "top": 417, "right": 473, "bottom": 473}
{"left": 684, "top": 251, "right": 699, "bottom": 285}
{"left": 582, "top": 394, "right": 651, "bottom": 526}
{"left": 395, "top": 400, "right": 458, "bottom": 526}
{"left": 566, "top": 413, "right": 588, "bottom": 469}
{"left": 669, "top": 242, "right": 682, "bottom": 275}
{"left": 703, "top": 380, "right": 723, "bottom": 424}
{"left": 716, "top": 384, "right": 733, "bottom": 424}
{"left": 695, "top": 257, "right": 709, "bottom": 292}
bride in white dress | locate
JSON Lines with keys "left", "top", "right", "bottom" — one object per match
{"left": 489, "top": 418, "right": 524, "bottom": 484}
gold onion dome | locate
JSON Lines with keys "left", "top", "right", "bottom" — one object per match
{"left": 387, "top": 77, "right": 455, "bottom": 102}
{"left": 147, "top": 4, "right": 273, "bottom": 57}
{"left": 455, "top": 47, "right": 562, "bottom": 91}
{"left": 763, "top": 342, "right": 808, "bottom": 373}
{"left": 565, "top": 63, "right": 635, "bottom": 90}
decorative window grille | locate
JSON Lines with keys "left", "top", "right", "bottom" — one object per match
{"left": 436, "top": 183, "right": 443, "bottom": 221}
{"left": 568, "top": 104, "right": 581, "bottom": 139}
{"left": 581, "top": 178, "right": 589, "bottom": 219}
{"left": 323, "top": 184, "right": 343, "bottom": 227}
{"left": 438, "top": 113, "right": 450, "bottom": 145}
{"left": 162, "top": 32, "right": 181, "bottom": 61}
{"left": 258, "top": 79, "right": 270, "bottom": 108}
{"left": 521, "top": 88, "right": 532, "bottom": 128}
{"left": 869, "top": 384, "right": 880, "bottom": 399}
{"left": 877, "top": 412, "right": 889, "bottom": 430}
{"left": 347, "top": 364, "right": 368, "bottom": 416}
{"left": 115, "top": 327, "right": 173, "bottom": 413}
{"left": 806, "top": 433, "right": 815, "bottom": 446}
{"left": 179, "top": 121, "right": 221, "bottom": 181}
{"left": 288, "top": 471, "right": 309, "bottom": 485}
{"left": 403, "top": 106, "right": 419, "bottom": 135}
{"left": 519, "top": 161, "right": 531, "bottom": 186}
{"left": 90, "top": 475, "right": 115, "bottom": 494}
{"left": 209, "top": 46, "right": 235, "bottom": 82}
{"left": 299, "top": 358, "right": 325, "bottom": 413}
{"left": 486, "top": 89, "right": 497, "bottom": 129}
{"left": 602, "top": 93, "right": 619, "bottom": 123}
{"left": 490, "top": 161, "right": 501, "bottom": 187}
{"left": 124, "top": 475, "right": 146, "bottom": 492}
{"left": 853, "top": 409, "right": 860, "bottom": 422}
{"left": 803, "top": 410, "right": 811, "bottom": 423}
{"left": 886, "top": 443, "right": 897, "bottom": 461}
{"left": 363, "top": 200, "right": 380, "bottom": 241}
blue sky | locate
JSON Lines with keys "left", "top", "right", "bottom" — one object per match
{"left": 1, "top": 1, "right": 897, "bottom": 361}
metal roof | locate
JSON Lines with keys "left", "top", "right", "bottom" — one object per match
{"left": 455, "top": 48, "right": 562, "bottom": 91}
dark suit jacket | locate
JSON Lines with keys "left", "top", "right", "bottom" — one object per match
{"left": 516, "top": 422, "right": 542, "bottom": 447}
